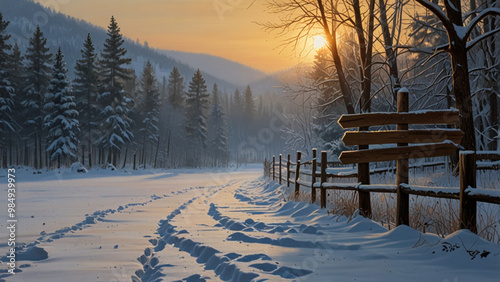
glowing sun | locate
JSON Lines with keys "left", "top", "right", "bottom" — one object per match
{"left": 313, "top": 35, "right": 327, "bottom": 49}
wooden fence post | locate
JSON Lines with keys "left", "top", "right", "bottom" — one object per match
{"left": 279, "top": 154, "right": 282, "bottom": 184}
{"left": 294, "top": 151, "right": 302, "bottom": 198}
{"left": 396, "top": 89, "right": 410, "bottom": 226}
{"left": 459, "top": 151, "right": 477, "bottom": 233}
{"left": 358, "top": 161, "right": 371, "bottom": 218}
{"left": 272, "top": 155, "right": 275, "bottom": 181}
{"left": 311, "top": 148, "right": 317, "bottom": 204}
{"left": 320, "top": 151, "right": 327, "bottom": 208}
{"left": 286, "top": 154, "right": 291, "bottom": 187}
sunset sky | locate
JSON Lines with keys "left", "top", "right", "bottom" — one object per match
{"left": 35, "top": 0, "right": 318, "bottom": 73}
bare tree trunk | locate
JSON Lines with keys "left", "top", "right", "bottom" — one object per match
{"left": 107, "top": 149, "right": 112, "bottom": 165}
{"left": 317, "top": 0, "right": 355, "bottom": 114}
{"left": 446, "top": 0, "right": 476, "bottom": 150}
{"left": 81, "top": 144, "right": 85, "bottom": 166}
{"left": 122, "top": 145, "right": 128, "bottom": 169}
{"left": 149, "top": 143, "right": 154, "bottom": 168}
{"left": 112, "top": 149, "right": 118, "bottom": 167}
{"left": 24, "top": 141, "right": 29, "bottom": 167}
{"left": 154, "top": 136, "right": 160, "bottom": 169}
{"left": 379, "top": 0, "right": 400, "bottom": 101}
{"left": 354, "top": 0, "right": 375, "bottom": 112}
{"left": 39, "top": 130, "right": 43, "bottom": 169}
{"left": 485, "top": 0, "right": 499, "bottom": 151}
{"left": 88, "top": 137, "right": 92, "bottom": 169}
{"left": 416, "top": 0, "right": 479, "bottom": 150}
{"left": 98, "top": 147, "right": 101, "bottom": 166}
{"left": 34, "top": 133, "right": 38, "bottom": 170}
{"left": 15, "top": 142, "right": 19, "bottom": 166}
{"left": 133, "top": 150, "right": 137, "bottom": 170}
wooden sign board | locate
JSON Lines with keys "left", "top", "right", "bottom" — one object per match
{"left": 342, "top": 129, "right": 464, "bottom": 146}
{"left": 338, "top": 110, "right": 460, "bottom": 129}
{"left": 339, "top": 143, "right": 458, "bottom": 164}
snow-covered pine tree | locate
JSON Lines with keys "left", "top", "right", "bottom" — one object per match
{"left": 138, "top": 60, "right": 160, "bottom": 168}
{"left": 207, "top": 84, "right": 228, "bottom": 167}
{"left": 185, "top": 69, "right": 209, "bottom": 167}
{"left": 74, "top": 33, "right": 99, "bottom": 168}
{"left": 10, "top": 43, "right": 24, "bottom": 117}
{"left": 167, "top": 66, "right": 185, "bottom": 108}
{"left": 44, "top": 48, "right": 79, "bottom": 169}
{"left": 97, "top": 16, "right": 134, "bottom": 167}
{"left": 310, "top": 47, "right": 345, "bottom": 156}
{"left": 0, "top": 12, "right": 14, "bottom": 168}
{"left": 9, "top": 43, "right": 24, "bottom": 166}
{"left": 24, "top": 26, "right": 52, "bottom": 170}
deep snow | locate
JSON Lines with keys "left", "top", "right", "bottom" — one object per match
{"left": 1, "top": 166, "right": 499, "bottom": 281}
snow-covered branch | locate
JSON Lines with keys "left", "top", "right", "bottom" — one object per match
{"left": 414, "top": 0, "right": 453, "bottom": 33}
{"left": 467, "top": 27, "right": 500, "bottom": 51}
{"left": 389, "top": 43, "right": 449, "bottom": 54}
{"left": 464, "top": 8, "right": 500, "bottom": 41}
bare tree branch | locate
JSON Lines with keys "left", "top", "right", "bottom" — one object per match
{"left": 464, "top": 8, "right": 500, "bottom": 41}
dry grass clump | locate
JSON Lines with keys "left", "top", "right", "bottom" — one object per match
{"left": 277, "top": 165, "right": 500, "bottom": 243}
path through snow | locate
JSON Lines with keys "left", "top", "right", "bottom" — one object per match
{"left": 1, "top": 167, "right": 499, "bottom": 281}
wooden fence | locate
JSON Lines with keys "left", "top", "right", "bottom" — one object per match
{"left": 264, "top": 89, "right": 500, "bottom": 234}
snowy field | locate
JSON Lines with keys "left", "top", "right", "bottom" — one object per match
{"left": 1, "top": 166, "right": 500, "bottom": 281}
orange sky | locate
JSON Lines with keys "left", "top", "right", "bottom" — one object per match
{"left": 35, "top": 0, "right": 316, "bottom": 73}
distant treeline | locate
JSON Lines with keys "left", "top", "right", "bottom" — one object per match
{"left": 0, "top": 14, "right": 285, "bottom": 170}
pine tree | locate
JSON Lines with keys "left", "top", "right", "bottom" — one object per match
{"left": 161, "top": 68, "right": 186, "bottom": 168}
{"left": 311, "top": 47, "right": 337, "bottom": 113}
{"left": 24, "top": 26, "right": 52, "bottom": 170}
{"left": 232, "top": 88, "right": 243, "bottom": 119}
{"left": 10, "top": 43, "right": 24, "bottom": 111}
{"left": 138, "top": 60, "right": 160, "bottom": 168}
{"left": 74, "top": 33, "right": 99, "bottom": 168}
{"left": 9, "top": 43, "right": 25, "bottom": 166}
{"left": 167, "top": 66, "right": 185, "bottom": 108}
{"left": 44, "top": 48, "right": 79, "bottom": 168}
{"left": 208, "top": 84, "right": 228, "bottom": 167}
{"left": 97, "top": 16, "right": 134, "bottom": 167}
{"left": 185, "top": 69, "right": 209, "bottom": 167}
{"left": 229, "top": 88, "right": 243, "bottom": 164}
{"left": 242, "top": 85, "right": 256, "bottom": 162}
{"left": 243, "top": 85, "right": 255, "bottom": 121}
{"left": 0, "top": 12, "right": 14, "bottom": 167}
{"left": 310, "top": 47, "right": 343, "bottom": 154}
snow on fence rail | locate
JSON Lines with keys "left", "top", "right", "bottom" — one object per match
{"left": 263, "top": 89, "right": 500, "bottom": 234}
{"left": 264, "top": 149, "right": 500, "bottom": 235}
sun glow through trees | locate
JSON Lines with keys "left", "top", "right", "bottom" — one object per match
{"left": 313, "top": 35, "right": 327, "bottom": 49}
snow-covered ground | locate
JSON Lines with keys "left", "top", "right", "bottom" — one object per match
{"left": 1, "top": 166, "right": 499, "bottom": 281}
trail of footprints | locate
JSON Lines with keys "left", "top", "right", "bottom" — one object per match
{"left": 0, "top": 187, "right": 200, "bottom": 278}
{"left": 136, "top": 180, "right": 314, "bottom": 282}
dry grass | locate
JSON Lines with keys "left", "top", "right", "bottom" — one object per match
{"left": 280, "top": 165, "right": 500, "bottom": 243}
{"left": 288, "top": 190, "right": 312, "bottom": 203}
{"left": 326, "top": 190, "right": 359, "bottom": 217}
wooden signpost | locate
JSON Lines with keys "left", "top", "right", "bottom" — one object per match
{"left": 338, "top": 88, "right": 463, "bottom": 226}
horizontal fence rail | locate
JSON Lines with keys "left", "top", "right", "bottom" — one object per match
{"left": 265, "top": 149, "right": 500, "bottom": 234}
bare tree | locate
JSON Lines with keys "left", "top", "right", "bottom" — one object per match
{"left": 411, "top": 0, "right": 500, "bottom": 150}
{"left": 263, "top": 0, "right": 379, "bottom": 115}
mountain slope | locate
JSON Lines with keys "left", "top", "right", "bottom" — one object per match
{"left": 0, "top": 0, "right": 239, "bottom": 92}
{"left": 160, "top": 50, "right": 270, "bottom": 88}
